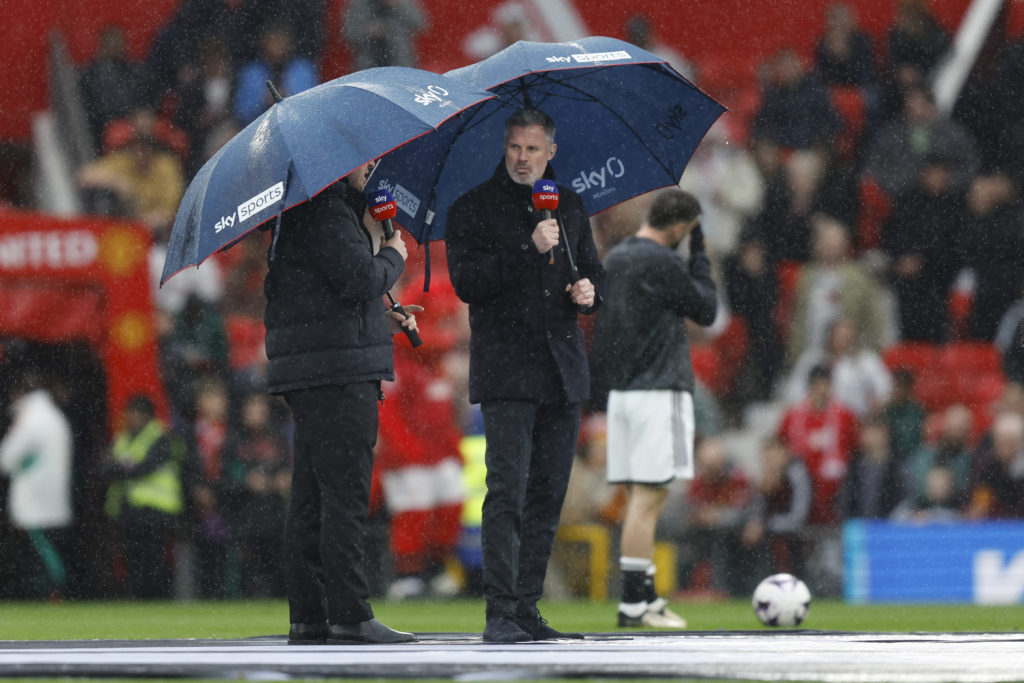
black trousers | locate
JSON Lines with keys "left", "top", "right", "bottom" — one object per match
{"left": 283, "top": 382, "right": 378, "bottom": 625}
{"left": 480, "top": 399, "right": 580, "bottom": 618}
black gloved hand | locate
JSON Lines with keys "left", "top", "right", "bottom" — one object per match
{"left": 690, "top": 224, "right": 705, "bottom": 253}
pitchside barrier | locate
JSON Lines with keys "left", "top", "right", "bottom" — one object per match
{"left": 843, "top": 520, "right": 1024, "bottom": 604}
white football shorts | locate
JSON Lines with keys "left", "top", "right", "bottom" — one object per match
{"left": 606, "top": 389, "right": 694, "bottom": 484}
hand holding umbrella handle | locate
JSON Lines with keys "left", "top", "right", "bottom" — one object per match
{"left": 386, "top": 292, "right": 423, "bottom": 348}
{"left": 367, "top": 191, "right": 422, "bottom": 346}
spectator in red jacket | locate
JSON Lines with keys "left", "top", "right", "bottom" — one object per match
{"left": 778, "top": 363, "right": 859, "bottom": 525}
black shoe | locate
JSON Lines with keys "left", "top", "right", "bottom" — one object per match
{"left": 517, "top": 613, "right": 583, "bottom": 640}
{"left": 483, "top": 615, "right": 533, "bottom": 643}
{"left": 327, "top": 618, "right": 417, "bottom": 644}
{"left": 288, "top": 621, "right": 328, "bottom": 645}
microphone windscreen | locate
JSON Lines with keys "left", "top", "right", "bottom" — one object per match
{"left": 532, "top": 180, "right": 559, "bottom": 212}
{"left": 367, "top": 188, "right": 398, "bottom": 222}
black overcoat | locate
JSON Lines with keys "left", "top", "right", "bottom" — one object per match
{"left": 446, "top": 162, "right": 605, "bottom": 405}
{"left": 263, "top": 181, "right": 404, "bottom": 394}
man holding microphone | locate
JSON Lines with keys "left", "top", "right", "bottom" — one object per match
{"left": 266, "top": 159, "right": 419, "bottom": 645}
{"left": 446, "top": 107, "right": 605, "bottom": 642}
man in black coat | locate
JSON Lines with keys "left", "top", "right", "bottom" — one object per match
{"left": 264, "top": 160, "right": 419, "bottom": 645}
{"left": 446, "top": 107, "right": 605, "bottom": 642}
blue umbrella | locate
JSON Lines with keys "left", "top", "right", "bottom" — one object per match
{"left": 370, "top": 36, "right": 726, "bottom": 244}
{"left": 160, "top": 66, "right": 495, "bottom": 284}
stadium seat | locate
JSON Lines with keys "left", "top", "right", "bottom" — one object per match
{"left": 773, "top": 260, "right": 802, "bottom": 341}
{"left": 882, "top": 342, "right": 940, "bottom": 377}
{"left": 970, "top": 371, "right": 1007, "bottom": 411}
{"left": 914, "top": 370, "right": 952, "bottom": 412}
{"left": 224, "top": 315, "right": 265, "bottom": 370}
{"left": 829, "top": 86, "right": 867, "bottom": 162}
{"left": 948, "top": 289, "right": 974, "bottom": 341}
{"left": 857, "top": 175, "right": 891, "bottom": 252}
{"left": 691, "top": 345, "right": 719, "bottom": 389}
{"left": 940, "top": 342, "right": 1002, "bottom": 375}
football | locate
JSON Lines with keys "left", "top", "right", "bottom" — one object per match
{"left": 752, "top": 573, "right": 811, "bottom": 627}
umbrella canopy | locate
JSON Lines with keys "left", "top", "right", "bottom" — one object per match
{"left": 161, "top": 66, "right": 495, "bottom": 284}
{"left": 370, "top": 36, "right": 726, "bottom": 244}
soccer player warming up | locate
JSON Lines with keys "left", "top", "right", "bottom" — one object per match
{"left": 591, "top": 189, "right": 717, "bottom": 627}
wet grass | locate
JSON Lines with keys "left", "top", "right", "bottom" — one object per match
{"left": 1, "top": 598, "right": 1023, "bottom": 640}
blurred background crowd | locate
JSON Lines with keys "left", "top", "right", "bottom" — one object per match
{"left": 1, "top": 0, "right": 1024, "bottom": 604}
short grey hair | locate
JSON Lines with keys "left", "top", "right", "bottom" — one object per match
{"left": 504, "top": 107, "right": 556, "bottom": 145}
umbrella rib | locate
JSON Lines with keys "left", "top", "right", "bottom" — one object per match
{"left": 517, "top": 66, "right": 679, "bottom": 181}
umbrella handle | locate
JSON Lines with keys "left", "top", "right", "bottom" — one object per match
{"left": 386, "top": 292, "right": 423, "bottom": 348}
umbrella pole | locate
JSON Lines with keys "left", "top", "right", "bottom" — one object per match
{"left": 380, "top": 220, "right": 423, "bottom": 348}
{"left": 556, "top": 216, "right": 580, "bottom": 284}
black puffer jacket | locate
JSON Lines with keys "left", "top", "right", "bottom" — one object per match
{"left": 446, "top": 162, "right": 604, "bottom": 404}
{"left": 263, "top": 181, "right": 404, "bottom": 394}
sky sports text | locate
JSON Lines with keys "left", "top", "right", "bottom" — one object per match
{"left": 214, "top": 181, "right": 284, "bottom": 233}
{"left": 545, "top": 50, "right": 630, "bottom": 64}
{"left": 571, "top": 156, "right": 625, "bottom": 195}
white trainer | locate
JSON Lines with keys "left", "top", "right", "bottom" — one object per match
{"left": 645, "top": 597, "right": 687, "bottom": 628}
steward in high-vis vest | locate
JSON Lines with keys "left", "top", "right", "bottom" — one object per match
{"left": 104, "top": 395, "right": 183, "bottom": 598}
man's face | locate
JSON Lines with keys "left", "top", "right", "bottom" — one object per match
{"left": 125, "top": 408, "right": 149, "bottom": 435}
{"left": 346, "top": 160, "right": 374, "bottom": 192}
{"left": 504, "top": 124, "right": 556, "bottom": 186}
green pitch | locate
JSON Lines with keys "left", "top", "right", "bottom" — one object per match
{"left": 1, "top": 598, "right": 1023, "bottom": 640}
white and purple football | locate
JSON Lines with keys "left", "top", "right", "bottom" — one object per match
{"left": 752, "top": 573, "right": 811, "bottom": 627}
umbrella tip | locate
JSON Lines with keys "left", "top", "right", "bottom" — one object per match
{"left": 266, "top": 80, "right": 284, "bottom": 103}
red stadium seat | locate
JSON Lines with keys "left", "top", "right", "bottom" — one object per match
{"left": 970, "top": 371, "right": 1007, "bottom": 410}
{"left": 948, "top": 289, "right": 974, "bottom": 341}
{"left": 882, "top": 342, "right": 940, "bottom": 378}
{"left": 857, "top": 175, "right": 892, "bottom": 252}
{"left": 224, "top": 315, "right": 266, "bottom": 370}
{"left": 939, "top": 342, "right": 1002, "bottom": 375}
{"left": 914, "top": 370, "right": 952, "bottom": 412}
{"left": 773, "top": 260, "right": 802, "bottom": 342}
{"left": 829, "top": 86, "right": 867, "bottom": 162}
{"left": 690, "top": 316, "right": 750, "bottom": 398}
{"left": 691, "top": 345, "right": 719, "bottom": 389}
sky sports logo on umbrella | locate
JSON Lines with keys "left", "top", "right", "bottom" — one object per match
{"left": 412, "top": 84, "right": 452, "bottom": 106}
{"left": 571, "top": 156, "right": 626, "bottom": 198}
{"left": 546, "top": 50, "right": 630, "bottom": 64}
{"left": 214, "top": 182, "right": 285, "bottom": 233}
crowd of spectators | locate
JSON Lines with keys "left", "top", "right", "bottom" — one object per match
{"left": 3, "top": 0, "right": 1024, "bottom": 603}
{"left": 658, "top": 0, "right": 1024, "bottom": 597}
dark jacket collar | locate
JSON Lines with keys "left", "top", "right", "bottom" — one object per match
{"left": 321, "top": 178, "right": 367, "bottom": 215}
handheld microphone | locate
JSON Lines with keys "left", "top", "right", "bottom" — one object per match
{"left": 365, "top": 188, "right": 422, "bottom": 348}
{"left": 532, "top": 179, "right": 559, "bottom": 219}
{"left": 367, "top": 188, "right": 399, "bottom": 239}
{"left": 532, "top": 180, "right": 559, "bottom": 263}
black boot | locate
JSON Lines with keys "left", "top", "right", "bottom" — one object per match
{"left": 483, "top": 615, "right": 533, "bottom": 643}
{"left": 327, "top": 618, "right": 417, "bottom": 644}
{"left": 516, "top": 613, "right": 583, "bottom": 640}
{"left": 288, "top": 621, "right": 328, "bottom": 645}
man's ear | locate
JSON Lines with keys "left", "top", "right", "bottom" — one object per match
{"left": 548, "top": 142, "right": 557, "bottom": 160}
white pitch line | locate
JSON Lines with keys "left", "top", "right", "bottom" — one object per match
{"left": 1, "top": 633, "right": 1024, "bottom": 682}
